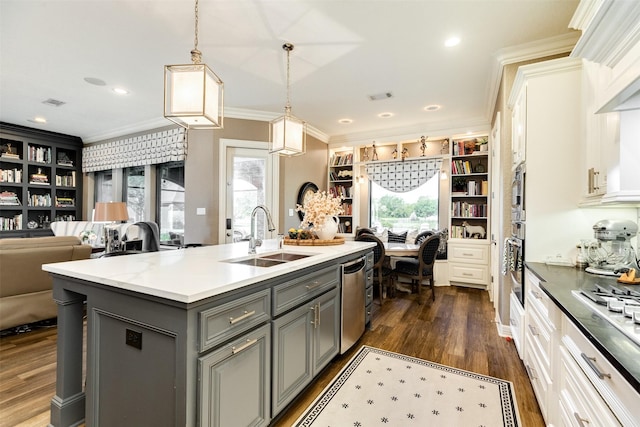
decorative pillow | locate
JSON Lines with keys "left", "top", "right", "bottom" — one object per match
{"left": 405, "top": 229, "right": 419, "bottom": 244}
{"left": 387, "top": 230, "right": 407, "bottom": 243}
{"left": 374, "top": 228, "right": 388, "bottom": 242}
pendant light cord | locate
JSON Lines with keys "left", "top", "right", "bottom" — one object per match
{"left": 191, "top": 0, "right": 202, "bottom": 64}
{"left": 283, "top": 43, "right": 294, "bottom": 114}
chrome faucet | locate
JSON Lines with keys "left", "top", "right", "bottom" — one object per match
{"left": 248, "top": 205, "right": 276, "bottom": 254}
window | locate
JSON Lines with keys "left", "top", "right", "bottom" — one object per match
{"left": 369, "top": 174, "right": 439, "bottom": 234}
{"left": 157, "top": 162, "right": 184, "bottom": 246}
{"left": 123, "top": 166, "right": 145, "bottom": 222}
{"left": 94, "top": 170, "right": 113, "bottom": 203}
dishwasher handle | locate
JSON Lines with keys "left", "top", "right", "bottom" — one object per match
{"left": 342, "top": 255, "right": 367, "bottom": 275}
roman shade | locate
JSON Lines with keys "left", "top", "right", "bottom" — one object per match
{"left": 82, "top": 127, "right": 187, "bottom": 172}
{"left": 365, "top": 158, "right": 442, "bottom": 193}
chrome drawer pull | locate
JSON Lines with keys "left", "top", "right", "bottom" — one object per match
{"left": 231, "top": 338, "right": 258, "bottom": 355}
{"left": 532, "top": 290, "right": 541, "bottom": 299}
{"left": 510, "top": 318, "right": 516, "bottom": 326}
{"left": 581, "top": 353, "right": 611, "bottom": 379}
{"left": 462, "top": 252, "right": 473, "bottom": 257}
{"left": 305, "top": 281, "right": 322, "bottom": 290}
{"left": 525, "top": 364, "right": 537, "bottom": 380}
{"left": 528, "top": 324, "right": 539, "bottom": 336}
{"left": 574, "top": 412, "right": 590, "bottom": 426}
{"left": 462, "top": 272, "right": 473, "bottom": 277}
{"left": 229, "top": 310, "right": 256, "bottom": 325}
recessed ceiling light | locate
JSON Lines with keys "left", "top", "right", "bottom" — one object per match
{"left": 424, "top": 104, "right": 441, "bottom": 112}
{"left": 338, "top": 118, "right": 353, "bottom": 124}
{"left": 444, "top": 37, "right": 461, "bottom": 47}
{"left": 84, "top": 77, "right": 107, "bottom": 86}
{"left": 113, "top": 87, "right": 129, "bottom": 95}
{"left": 378, "top": 112, "right": 394, "bottom": 119}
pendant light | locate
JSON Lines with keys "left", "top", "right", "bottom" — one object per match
{"left": 164, "top": 0, "right": 223, "bottom": 129}
{"left": 270, "top": 43, "right": 306, "bottom": 156}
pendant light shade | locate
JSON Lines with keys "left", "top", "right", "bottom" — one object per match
{"left": 164, "top": 0, "right": 224, "bottom": 129}
{"left": 270, "top": 43, "right": 306, "bottom": 156}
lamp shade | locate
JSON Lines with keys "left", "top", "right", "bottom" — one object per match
{"left": 94, "top": 202, "right": 129, "bottom": 222}
{"left": 269, "top": 113, "right": 306, "bottom": 156}
{"left": 164, "top": 63, "right": 224, "bottom": 129}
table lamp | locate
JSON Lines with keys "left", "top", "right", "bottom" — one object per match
{"left": 94, "top": 202, "right": 129, "bottom": 254}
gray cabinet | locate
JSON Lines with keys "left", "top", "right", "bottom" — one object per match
{"left": 198, "top": 323, "right": 271, "bottom": 427}
{"left": 272, "top": 286, "right": 340, "bottom": 416}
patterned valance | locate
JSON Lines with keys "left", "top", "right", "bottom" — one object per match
{"left": 82, "top": 127, "right": 187, "bottom": 172}
{"left": 365, "top": 158, "right": 442, "bottom": 192}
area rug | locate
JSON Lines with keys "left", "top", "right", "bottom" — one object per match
{"left": 294, "top": 345, "right": 521, "bottom": 426}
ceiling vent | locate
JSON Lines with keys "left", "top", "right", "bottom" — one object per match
{"left": 42, "top": 98, "right": 66, "bottom": 107}
{"left": 368, "top": 92, "right": 393, "bottom": 101}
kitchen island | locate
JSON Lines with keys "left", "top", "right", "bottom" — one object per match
{"left": 43, "top": 240, "right": 374, "bottom": 427}
{"left": 525, "top": 262, "right": 640, "bottom": 425}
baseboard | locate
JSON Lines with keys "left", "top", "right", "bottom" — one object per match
{"left": 494, "top": 312, "right": 512, "bottom": 337}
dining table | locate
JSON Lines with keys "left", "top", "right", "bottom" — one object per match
{"left": 383, "top": 242, "right": 420, "bottom": 294}
{"left": 383, "top": 242, "right": 420, "bottom": 257}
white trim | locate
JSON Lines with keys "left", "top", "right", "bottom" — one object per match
{"left": 486, "top": 33, "right": 580, "bottom": 122}
{"left": 218, "top": 139, "right": 280, "bottom": 245}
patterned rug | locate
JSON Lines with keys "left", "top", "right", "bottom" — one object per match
{"left": 294, "top": 346, "right": 521, "bottom": 426}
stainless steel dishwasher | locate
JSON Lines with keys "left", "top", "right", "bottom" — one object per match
{"left": 340, "top": 255, "right": 367, "bottom": 353}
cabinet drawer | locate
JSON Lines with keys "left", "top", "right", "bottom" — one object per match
{"left": 562, "top": 316, "right": 640, "bottom": 426}
{"left": 366, "top": 252, "right": 374, "bottom": 269}
{"left": 366, "top": 269, "right": 373, "bottom": 288}
{"left": 273, "top": 266, "right": 339, "bottom": 316}
{"left": 448, "top": 243, "right": 489, "bottom": 264}
{"left": 448, "top": 263, "right": 489, "bottom": 285}
{"left": 525, "top": 269, "right": 558, "bottom": 326}
{"left": 365, "top": 283, "right": 373, "bottom": 307}
{"left": 559, "top": 345, "right": 622, "bottom": 427}
{"left": 199, "top": 289, "right": 271, "bottom": 353}
{"left": 524, "top": 332, "right": 552, "bottom": 420}
{"left": 526, "top": 300, "right": 554, "bottom": 371}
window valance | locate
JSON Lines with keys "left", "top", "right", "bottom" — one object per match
{"left": 82, "top": 128, "right": 187, "bottom": 172}
{"left": 365, "top": 158, "right": 442, "bottom": 193}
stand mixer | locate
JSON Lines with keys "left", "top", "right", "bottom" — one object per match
{"left": 585, "top": 219, "right": 640, "bottom": 276}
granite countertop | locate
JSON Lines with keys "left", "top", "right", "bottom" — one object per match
{"left": 526, "top": 262, "right": 640, "bottom": 393}
{"left": 43, "top": 239, "right": 375, "bottom": 304}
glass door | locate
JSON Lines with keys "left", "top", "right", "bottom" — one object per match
{"left": 224, "top": 146, "right": 275, "bottom": 244}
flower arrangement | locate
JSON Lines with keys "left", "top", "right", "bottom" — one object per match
{"left": 296, "top": 191, "right": 344, "bottom": 233}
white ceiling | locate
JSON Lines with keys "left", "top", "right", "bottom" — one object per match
{"left": 0, "top": 0, "right": 580, "bottom": 144}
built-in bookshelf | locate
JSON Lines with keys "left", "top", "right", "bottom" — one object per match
{"left": 328, "top": 148, "right": 355, "bottom": 235}
{"left": 449, "top": 137, "right": 489, "bottom": 239}
{"left": 0, "top": 122, "right": 83, "bottom": 237}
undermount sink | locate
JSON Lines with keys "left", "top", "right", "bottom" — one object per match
{"left": 259, "top": 252, "right": 311, "bottom": 262}
{"left": 228, "top": 257, "right": 286, "bottom": 268}
{"left": 224, "top": 252, "right": 312, "bottom": 268}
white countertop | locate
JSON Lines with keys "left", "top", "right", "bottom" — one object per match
{"left": 43, "top": 239, "right": 375, "bottom": 304}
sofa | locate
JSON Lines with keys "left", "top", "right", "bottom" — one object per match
{"left": 0, "top": 236, "right": 92, "bottom": 331}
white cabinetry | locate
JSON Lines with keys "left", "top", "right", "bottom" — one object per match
{"left": 511, "top": 87, "right": 526, "bottom": 169}
{"left": 571, "top": 0, "right": 640, "bottom": 205}
{"left": 509, "top": 291, "right": 524, "bottom": 359}
{"left": 448, "top": 240, "right": 490, "bottom": 288}
{"left": 560, "top": 315, "right": 640, "bottom": 426}
{"left": 523, "top": 268, "right": 560, "bottom": 425}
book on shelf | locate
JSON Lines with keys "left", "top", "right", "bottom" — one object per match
{"left": 55, "top": 196, "right": 75, "bottom": 207}
{"left": 0, "top": 168, "right": 22, "bottom": 183}
{"left": 1, "top": 152, "right": 20, "bottom": 160}
{"left": 0, "top": 191, "right": 21, "bottom": 206}
{"left": 0, "top": 213, "right": 22, "bottom": 231}
{"left": 28, "top": 145, "right": 52, "bottom": 164}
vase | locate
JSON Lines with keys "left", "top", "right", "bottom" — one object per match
{"left": 315, "top": 216, "right": 339, "bottom": 240}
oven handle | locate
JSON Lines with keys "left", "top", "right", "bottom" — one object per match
{"left": 507, "top": 237, "right": 522, "bottom": 248}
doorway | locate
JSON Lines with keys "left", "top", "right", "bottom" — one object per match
{"left": 219, "top": 139, "right": 279, "bottom": 244}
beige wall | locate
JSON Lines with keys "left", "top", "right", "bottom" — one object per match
{"left": 183, "top": 118, "right": 329, "bottom": 244}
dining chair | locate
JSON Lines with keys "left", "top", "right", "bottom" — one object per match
{"left": 355, "top": 233, "right": 392, "bottom": 305}
{"left": 392, "top": 234, "right": 440, "bottom": 304}
{"left": 414, "top": 230, "right": 435, "bottom": 245}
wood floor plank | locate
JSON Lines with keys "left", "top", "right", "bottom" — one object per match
{"left": 0, "top": 286, "right": 544, "bottom": 427}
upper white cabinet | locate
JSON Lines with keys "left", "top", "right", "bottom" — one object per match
{"left": 571, "top": 0, "right": 640, "bottom": 205}
{"left": 511, "top": 87, "right": 527, "bottom": 170}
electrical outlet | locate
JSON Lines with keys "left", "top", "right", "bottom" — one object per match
{"left": 289, "top": 208, "right": 294, "bottom": 217}
{"left": 125, "top": 328, "right": 142, "bottom": 350}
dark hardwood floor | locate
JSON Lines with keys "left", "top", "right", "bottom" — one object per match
{"left": 0, "top": 286, "right": 544, "bottom": 427}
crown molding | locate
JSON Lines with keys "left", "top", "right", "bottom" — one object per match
{"left": 224, "top": 106, "right": 330, "bottom": 143}
{"left": 83, "top": 117, "right": 171, "bottom": 143}
{"left": 570, "top": 0, "right": 640, "bottom": 67}
{"left": 508, "top": 57, "right": 582, "bottom": 108}
{"left": 327, "top": 117, "right": 490, "bottom": 147}
{"left": 485, "top": 32, "right": 580, "bottom": 121}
